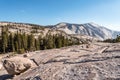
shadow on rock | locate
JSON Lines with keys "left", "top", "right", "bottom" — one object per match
{"left": 24, "top": 76, "right": 41, "bottom": 80}
{"left": 0, "top": 74, "right": 13, "bottom": 80}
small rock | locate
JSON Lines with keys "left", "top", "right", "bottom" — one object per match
{"left": 2, "top": 57, "right": 34, "bottom": 75}
{"left": 23, "top": 53, "right": 30, "bottom": 58}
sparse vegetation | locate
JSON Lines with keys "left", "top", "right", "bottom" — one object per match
{"left": 103, "top": 35, "right": 120, "bottom": 43}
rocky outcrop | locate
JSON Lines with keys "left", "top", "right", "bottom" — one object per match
{"left": 2, "top": 57, "right": 34, "bottom": 75}
{"left": 13, "top": 43, "right": 120, "bottom": 80}
{"left": 0, "top": 43, "right": 120, "bottom": 80}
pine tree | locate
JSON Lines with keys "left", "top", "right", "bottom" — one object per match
{"left": 14, "top": 32, "right": 20, "bottom": 51}
{"left": 61, "top": 35, "right": 66, "bottom": 47}
{"left": 1, "top": 26, "right": 8, "bottom": 53}
{"left": 52, "top": 35, "right": 56, "bottom": 48}
{"left": 22, "top": 33, "right": 28, "bottom": 50}
{"left": 8, "top": 33, "right": 15, "bottom": 52}
{"left": 64, "top": 37, "right": 69, "bottom": 46}
{"left": 28, "top": 34, "right": 35, "bottom": 51}
{"left": 16, "top": 32, "right": 22, "bottom": 49}
{"left": 38, "top": 35, "right": 42, "bottom": 50}
{"left": 47, "top": 35, "right": 54, "bottom": 49}
{"left": 0, "top": 39, "right": 2, "bottom": 52}
{"left": 40, "top": 37, "right": 47, "bottom": 50}
{"left": 35, "top": 39, "right": 40, "bottom": 50}
{"left": 55, "top": 35, "right": 62, "bottom": 48}
{"left": 15, "top": 41, "right": 18, "bottom": 52}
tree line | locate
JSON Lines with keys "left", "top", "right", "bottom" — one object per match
{"left": 103, "top": 35, "right": 120, "bottom": 43}
{"left": 0, "top": 26, "right": 80, "bottom": 54}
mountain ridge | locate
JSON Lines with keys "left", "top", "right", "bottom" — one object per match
{"left": 51, "top": 22, "right": 120, "bottom": 40}
{"left": 0, "top": 21, "right": 120, "bottom": 40}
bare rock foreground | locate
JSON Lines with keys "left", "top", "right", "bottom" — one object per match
{"left": 0, "top": 43, "right": 120, "bottom": 80}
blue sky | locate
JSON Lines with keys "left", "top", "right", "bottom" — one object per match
{"left": 0, "top": 0, "right": 120, "bottom": 31}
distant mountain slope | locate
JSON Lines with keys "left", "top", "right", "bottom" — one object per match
{"left": 0, "top": 21, "right": 120, "bottom": 40}
{"left": 52, "top": 22, "right": 120, "bottom": 40}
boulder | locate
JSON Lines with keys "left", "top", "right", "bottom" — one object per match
{"left": 0, "top": 62, "right": 2, "bottom": 70}
{"left": 2, "top": 57, "right": 34, "bottom": 75}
